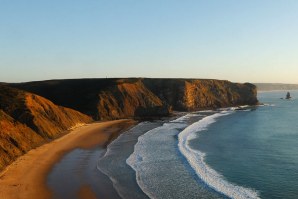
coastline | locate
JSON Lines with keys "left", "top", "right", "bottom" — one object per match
{"left": 0, "top": 119, "right": 136, "bottom": 199}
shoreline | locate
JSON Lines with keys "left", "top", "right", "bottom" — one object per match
{"left": 178, "top": 111, "right": 259, "bottom": 199}
{"left": 0, "top": 119, "right": 136, "bottom": 199}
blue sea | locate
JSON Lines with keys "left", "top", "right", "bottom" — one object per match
{"left": 49, "top": 91, "right": 298, "bottom": 199}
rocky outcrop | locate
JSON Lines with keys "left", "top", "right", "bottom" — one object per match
{"left": 11, "top": 78, "right": 258, "bottom": 120}
{"left": 0, "top": 85, "right": 93, "bottom": 170}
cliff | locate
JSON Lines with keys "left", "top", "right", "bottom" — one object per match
{"left": 10, "top": 78, "right": 258, "bottom": 120}
{"left": 0, "top": 110, "right": 43, "bottom": 170}
{"left": 0, "top": 85, "right": 93, "bottom": 170}
{"left": 10, "top": 79, "right": 169, "bottom": 120}
{"left": 143, "top": 79, "right": 258, "bottom": 111}
{"left": 0, "top": 85, "right": 93, "bottom": 138}
{"left": 96, "top": 79, "right": 169, "bottom": 120}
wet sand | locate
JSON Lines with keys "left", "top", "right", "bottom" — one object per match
{"left": 47, "top": 146, "right": 122, "bottom": 199}
{"left": 0, "top": 119, "right": 136, "bottom": 199}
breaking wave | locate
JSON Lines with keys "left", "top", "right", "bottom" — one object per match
{"left": 178, "top": 111, "right": 260, "bottom": 199}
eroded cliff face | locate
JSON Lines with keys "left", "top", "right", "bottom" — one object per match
{"left": 0, "top": 110, "right": 43, "bottom": 170}
{"left": 182, "top": 81, "right": 258, "bottom": 110}
{"left": 11, "top": 79, "right": 171, "bottom": 120}
{"left": 0, "top": 85, "right": 92, "bottom": 138}
{"left": 97, "top": 79, "right": 169, "bottom": 120}
{"left": 23, "top": 93, "right": 92, "bottom": 138}
{"left": 0, "top": 85, "right": 93, "bottom": 170}
{"left": 143, "top": 79, "right": 258, "bottom": 111}
{"left": 11, "top": 78, "right": 258, "bottom": 120}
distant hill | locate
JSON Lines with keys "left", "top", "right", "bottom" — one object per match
{"left": 254, "top": 83, "right": 298, "bottom": 91}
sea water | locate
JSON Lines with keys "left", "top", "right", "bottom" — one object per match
{"left": 192, "top": 91, "right": 298, "bottom": 199}
{"left": 97, "top": 122, "right": 163, "bottom": 199}
{"left": 126, "top": 114, "right": 223, "bottom": 199}
{"left": 98, "top": 91, "right": 298, "bottom": 199}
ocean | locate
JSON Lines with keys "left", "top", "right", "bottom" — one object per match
{"left": 192, "top": 91, "right": 298, "bottom": 199}
{"left": 49, "top": 91, "right": 298, "bottom": 199}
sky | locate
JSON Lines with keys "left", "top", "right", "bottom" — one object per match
{"left": 0, "top": 0, "right": 298, "bottom": 83}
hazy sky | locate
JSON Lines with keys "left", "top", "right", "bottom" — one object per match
{"left": 1, "top": 0, "right": 298, "bottom": 83}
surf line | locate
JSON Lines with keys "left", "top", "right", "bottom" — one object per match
{"left": 178, "top": 111, "right": 260, "bottom": 199}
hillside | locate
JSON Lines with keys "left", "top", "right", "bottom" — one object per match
{"left": 0, "top": 85, "right": 93, "bottom": 170}
{"left": 10, "top": 79, "right": 169, "bottom": 120}
{"left": 0, "top": 110, "right": 43, "bottom": 169}
{"left": 10, "top": 78, "right": 258, "bottom": 120}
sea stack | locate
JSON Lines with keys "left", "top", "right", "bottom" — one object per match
{"left": 286, "top": 92, "right": 291, "bottom": 99}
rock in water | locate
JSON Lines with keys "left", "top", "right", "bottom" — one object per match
{"left": 286, "top": 92, "right": 291, "bottom": 99}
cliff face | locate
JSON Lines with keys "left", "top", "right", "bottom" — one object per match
{"left": 97, "top": 79, "right": 169, "bottom": 120}
{"left": 0, "top": 85, "right": 93, "bottom": 170}
{"left": 0, "top": 110, "right": 43, "bottom": 170}
{"left": 11, "top": 78, "right": 258, "bottom": 120}
{"left": 143, "top": 79, "right": 258, "bottom": 111}
{"left": 0, "top": 85, "right": 93, "bottom": 138}
{"left": 11, "top": 79, "right": 170, "bottom": 120}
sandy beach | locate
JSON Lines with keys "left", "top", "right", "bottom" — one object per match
{"left": 0, "top": 119, "right": 136, "bottom": 199}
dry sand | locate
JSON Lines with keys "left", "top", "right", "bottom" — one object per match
{"left": 0, "top": 119, "right": 136, "bottom": 199}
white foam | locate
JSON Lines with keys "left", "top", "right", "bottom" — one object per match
{"left": 171, "top": 113, "right": 200, "bottom": 123}
{"left": 197, "top": 110, "right": 216, "bottom": 113}
{"left": 258, "top": 103, "right": 275, "bottom": 107}
{"left": 126, "top": 125, "right": 164, "bottom": 199}
{"left": 178, "top": 111, "right": 260, "bottom": 199}
{"left": 97, "top": 122, "right": 154, "bottom": 199}
{"left": 218, "top": 106, "right": 247, "bottom": 111}
{"left": 126, "top": 118, "right": 188, "bottom": 199}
